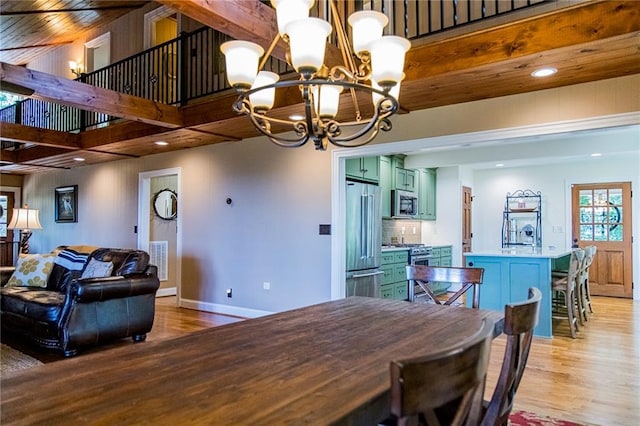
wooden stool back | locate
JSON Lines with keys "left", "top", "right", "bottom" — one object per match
{"left": 389, "top": 320, "right": 494, "bottom": 426}
{"left": 481, "top": 287, "right": 542, "bottom": 426}
{"left": 407, "top": 265, "right": 484, "bottom": 308}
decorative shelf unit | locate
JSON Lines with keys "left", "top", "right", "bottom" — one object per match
{"left": 502, "top": 190, "right": 542, "bottom": 248}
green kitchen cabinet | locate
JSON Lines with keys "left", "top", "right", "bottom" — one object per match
{"left": 417, "top": 168, "right": 437, "bottom": 220}
{"left": 379, "top": 155, "right": 392, "bottom": 218}
{"left": 395, "top": 168, "right": 416, "bottom": 192}
{"left": 380, "top": 250, "right": 409, "bottom": 300}
{"left": 346, "top": 156, "right": 380, "bottom": 183}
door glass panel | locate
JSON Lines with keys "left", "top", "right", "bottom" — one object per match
{"left": 580, "top": 224, "right": 593, "bottom": 241}
{"left": 594, "top": 189, "right": 608, "bottom": 205}
{"left": 580, "top": 207, "right": 592, "bottom": 222}
{"left": 579, "top": 190, "right": 592, "bottom": 206}
{"left": 594, "top": 207, "right": 606, "bottom": 223}
{"left": 610, "top": 225, "right": 623, "bottom": 241}
{"left": 594, "top": 224, "right": 607, "bottom": 241}
{"left": 609, "top": 188, "right": 622, "bottom": 204}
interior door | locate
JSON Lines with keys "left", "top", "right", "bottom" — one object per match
{"left": 571, "top": 182, "right": 633, "bottom": 298}
{"left": 461, "top": 186, "right": 472, "bottom": 264}
{"left": 0, "top": 192, "right": 16, "bottom": 266}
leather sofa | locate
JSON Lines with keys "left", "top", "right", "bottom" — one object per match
{"left": 1, "top": 247, "right": 160, "bottom": 357}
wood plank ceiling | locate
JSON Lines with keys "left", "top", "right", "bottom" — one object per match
{"left": 1, "top": 0, "right": 639, "bottom": 175}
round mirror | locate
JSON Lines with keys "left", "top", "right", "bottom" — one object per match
{"left": 153, "top": 188, "right": 178, "bottom": 220}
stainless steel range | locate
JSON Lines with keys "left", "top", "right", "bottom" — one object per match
{"left": 404, "top": 244, "right": 433, "bottom": 301}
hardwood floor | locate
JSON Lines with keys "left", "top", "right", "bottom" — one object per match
{"left": 9, "top": 295, "right": 638, "bottom": 425}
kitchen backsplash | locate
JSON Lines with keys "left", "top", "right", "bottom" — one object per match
{"left": 382, "top": 219, "right": 422, "bottom": 245}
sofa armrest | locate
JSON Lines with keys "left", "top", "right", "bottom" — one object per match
{"left": 1, "top": 266, "right": 16, "bottom": 287}
{"left": 70, "top": 274, "right": 160, "bottom": 303}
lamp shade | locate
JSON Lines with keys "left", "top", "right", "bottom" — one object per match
{"left": 220, "top": 40, "right": 264, "bottom": 90}
{"left": 312, "top": 84, "right": 342, "bottom": 119}
{"left": 369, "top": 36, "right": 411, "bottom": 88}
{"left": 372, "top": 73, "right": 403, "bottom": 108}
{"left": 271, "top": 0, "right": 314, "bottom": 37}
{"left": 348, "top": 11, "right": 388, "bottom": 56}
{"left": 8, "top": 207, "right": 42, "bottom": 231}
{"left": 285, "top": 18, "right": 332, "bottom": 76}
{"left": 250, "top": 71, "right": 280, "bottom": 111}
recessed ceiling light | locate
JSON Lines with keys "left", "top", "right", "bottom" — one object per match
{"left": 531, "top": 67, "right": 557, "bottom": 78}
{"left": 495, "top": 163, "right": 504, "bottom": 167}
{"left": 289, "top": 114, "right": 304, "bottom": 121}
{"left": 73, "top": 157, "right": 85, "bottom": 162}
{"left": 155, "top": 141, "right": 168, "bottom": 146}
{"left": 591, "top": 153, "right": 602, "bottom": 157}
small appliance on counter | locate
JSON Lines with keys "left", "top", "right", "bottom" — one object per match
{"left": 345, "top": 181, "right": 383, "bottom": 297}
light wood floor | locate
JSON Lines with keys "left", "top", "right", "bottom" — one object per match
{"left": 26, "top": 295, "right": 640, "bottom": 425}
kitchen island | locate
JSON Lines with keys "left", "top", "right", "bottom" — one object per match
{"left": 464, "top": 247, "right": 572, "bottom": 338}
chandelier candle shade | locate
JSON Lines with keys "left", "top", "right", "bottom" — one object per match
{"left": 220, "top": 0, "right": 411, "bottom": 150}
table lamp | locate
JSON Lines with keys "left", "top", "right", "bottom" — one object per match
{"left": 7, "top": 204, "right": 42, "bottom": 254}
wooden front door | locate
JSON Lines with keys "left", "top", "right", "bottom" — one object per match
{"left": 461, "top": 186, "right": 472, "bottom": 264}
{"left": 1, "top": 192, "right": 16, "bottom": 266}
{"left": 571, "top": 182, "right": 633, "bottom": 298}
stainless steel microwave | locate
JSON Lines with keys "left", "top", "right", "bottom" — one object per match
{"left": 392, "top": 190, "right": 418, "bottom": 218}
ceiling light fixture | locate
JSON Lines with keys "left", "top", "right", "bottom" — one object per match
{"left": 154, "top": 141, "right": 169, "bottom": 146}
{"left": 73, "top": 157, "right": 85, "bottom": 162}
{"left": 221, "top": 0, "right": 410, "bottom": 151}
{"left": 591, "top": 153, "right": 602, "bottom": 157}
{"left": 531, "top": 67, "right": 557, "bottom": 78}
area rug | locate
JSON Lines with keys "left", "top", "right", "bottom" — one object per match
{"left": 1, "top": 343, "right": 43, "bottom": 378}
{"left": 509, "top": 409, "right": 585, "bottom": 426}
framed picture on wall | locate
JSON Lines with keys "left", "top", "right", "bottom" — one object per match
{"left": 55, "top": 185, "right": 78, "bottom": 223}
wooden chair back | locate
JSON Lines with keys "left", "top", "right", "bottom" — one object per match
{"left": 481, "top": 287, "right": 542, "bottom": 426}
{"left": 407, "top": 265, "right": 484, "bottom": 308}
{"left": 389, "top": 320, "right": 494, "bottom": 426}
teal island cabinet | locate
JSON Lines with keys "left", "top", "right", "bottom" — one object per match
{"left": 463, "top": 248, "right": 572, "bottom": 338}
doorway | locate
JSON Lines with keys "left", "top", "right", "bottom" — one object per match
{"left": 0, "top": 191, "right": 16, "bottom": 266}
{"left": 571, "top": 182, "right": 633, "bottom": 298}
{"left": 138, "top": 168, "right": 182, "bottom": 303}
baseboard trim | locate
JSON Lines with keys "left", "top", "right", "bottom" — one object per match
{"left": 179, "top": 298, "right": 273, "bottom": 319}
{"left": 156, "top": 287, "right": 177, "bottom": 297}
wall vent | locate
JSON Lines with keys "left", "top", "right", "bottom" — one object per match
{"left": 149, "top": 240, "right": 168, "bottom": 281}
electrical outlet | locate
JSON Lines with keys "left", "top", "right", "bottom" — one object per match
{"left": 263, "top": 282, "right": 271, "bottom": 290}
{"left": 226, "top": 288, "right": 232, "bottom": 298}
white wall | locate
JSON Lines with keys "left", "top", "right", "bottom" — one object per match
{"left": 23, "top": 75, "right": 640, "bottom": 316}
{"left": 471, "top": 157, "right": 638, "bottom": 251}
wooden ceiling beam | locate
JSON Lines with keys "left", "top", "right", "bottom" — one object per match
{"left": 0, "top": 122, "right": 81, "bottom": 149}
{"left": 404, "top": 0, "right": 640, "bottom": 82}
{"left": 0, "top": 62, "right": 184, "bottom": 129}
{"left": 0, "top": 5, "right": 146, "bottom": 16}
{"left": 156, "top": 0, "right": 342, "bottom": 67}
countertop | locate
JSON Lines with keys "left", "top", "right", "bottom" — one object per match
{"left": 463, "top": 247, "right": 572, "bottom": 259}
{"left": 381, "top": 246, "right": 410, "bottom": 252}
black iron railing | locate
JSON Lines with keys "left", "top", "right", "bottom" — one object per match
{"left": 0, "top": 0, "right": 552, "bottom": 133}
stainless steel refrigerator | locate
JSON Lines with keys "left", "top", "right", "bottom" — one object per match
{"left": 345, "top": 180, "right": 383, "bottom": 297}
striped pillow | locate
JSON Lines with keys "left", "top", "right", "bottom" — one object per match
{"left": 54, "top": 248, "right": 89, "bottom": 271}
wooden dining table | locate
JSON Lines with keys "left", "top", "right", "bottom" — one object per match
{"left": 1, "top": 296, "right": 503, "bottom": 425}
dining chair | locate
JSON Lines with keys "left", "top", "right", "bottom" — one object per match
{"left": 407, "top": 265, "right": 484, "bottom": 309}
{"left": 551, "top": 248, "right": 584, "bottom": 338}
{"left": 386, "top": 320, "right": 495, "bottom": 426}
{"left": 481, "top": 287, "right": 542, "bottom": 426}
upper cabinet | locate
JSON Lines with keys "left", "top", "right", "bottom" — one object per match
{"left": 346, "top": 157, "right": 380, "bottom": 183}
{"left": 390, "top": 155, "right": 416, "bottom": 192}
{"left": 417, "top": 168, "right": 437, "bottom": 220}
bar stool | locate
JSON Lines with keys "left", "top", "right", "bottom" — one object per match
{"left": 551, "top": 248, "right": 584, "bottom": 338}
{"left": 581, "top": 245, "right": 597, "bottom": 315}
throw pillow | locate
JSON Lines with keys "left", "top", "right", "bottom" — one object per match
{"left": 54, "top": 248, "right": 89, "bottom": 271}
{"left": 6, "top": 253, "right": 56, "bottom": 288}
{"left": 80, "top": 258, "right": 114, "bottom": 279}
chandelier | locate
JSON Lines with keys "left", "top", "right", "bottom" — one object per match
{"left": 220, "top": 0, "right": 410, "bottom": 151}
